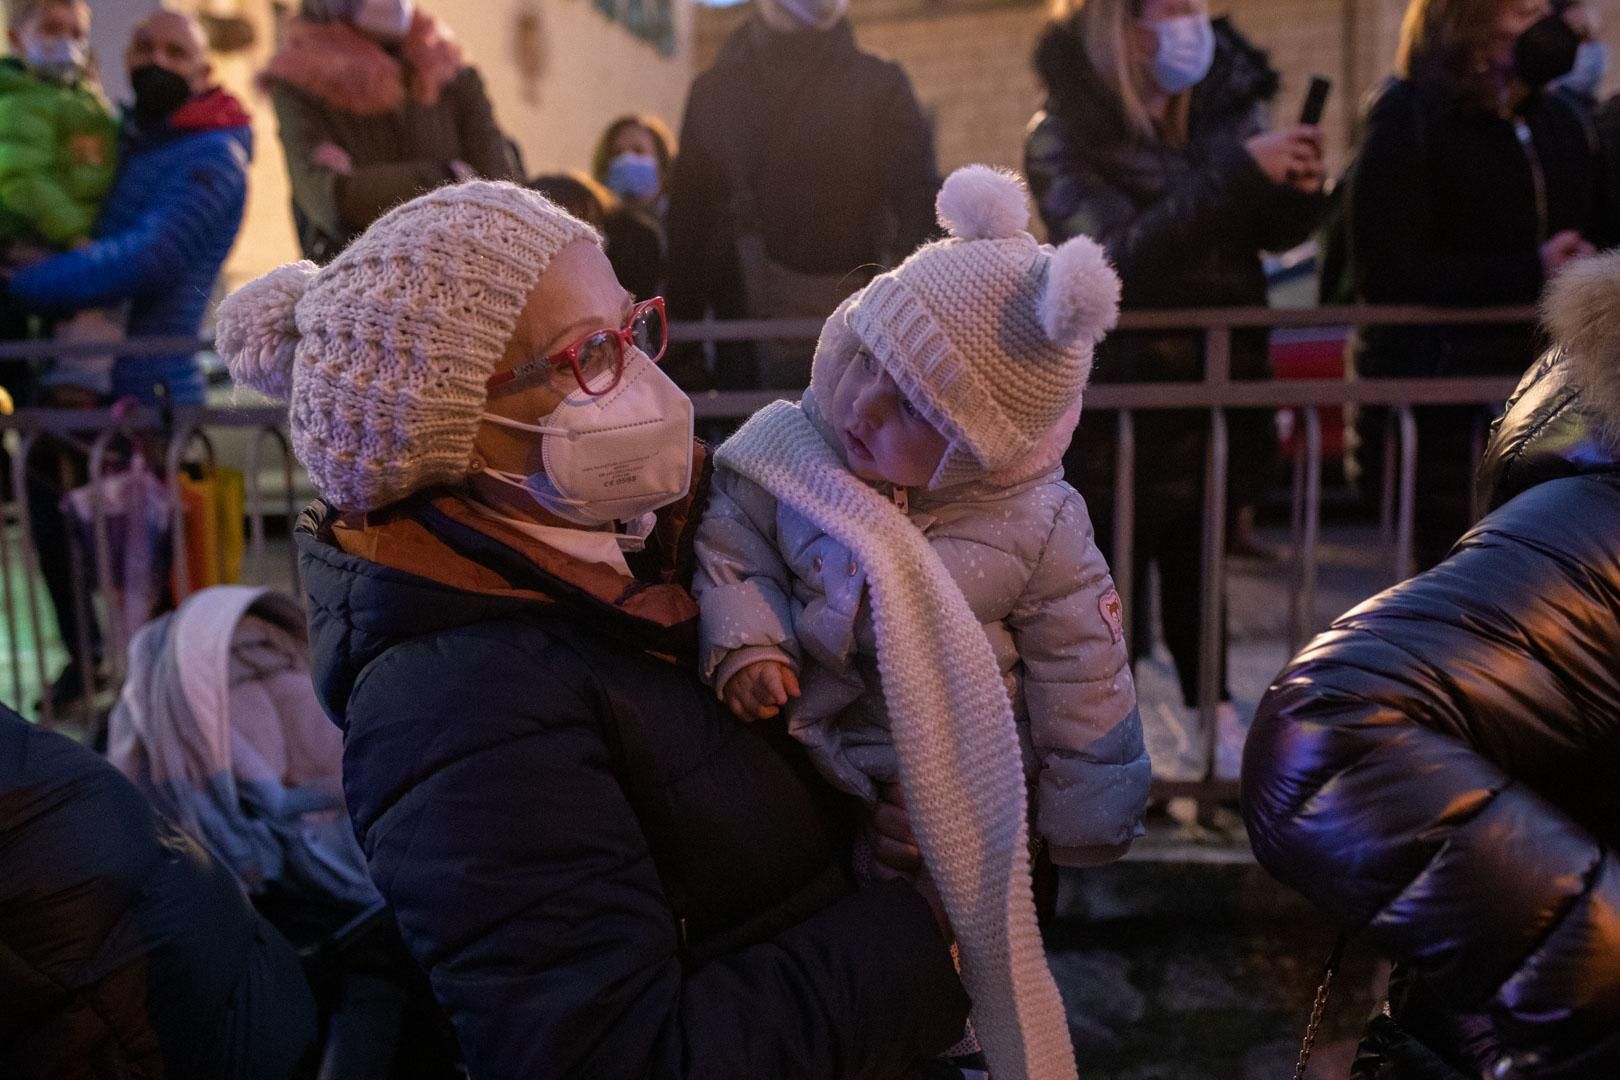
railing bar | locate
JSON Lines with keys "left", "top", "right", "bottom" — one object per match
{"left": 1395, "top": 406, "right": 1419, "bottom": 583}
{"left": 245, "top": 429, "right": 270, "bottom": 585}
{"left": 1113, "top": 410, "right": 1135, "bottom": 649}
{"left": 281, "top": 432, "right": 301, "bottom": 596}
{"left": 87, "top": 430, "right": 132, "bottom": 688}
{"left": 57, "top": 447, "right": 97, "bottom": 734}
{"left": 1199, "top": 409, "right": 1229, "bottom": 788}
{"left": 1299, "top": 409, "right": 1324, "bottom": 648}
{"left": 1379, "top": 417, "right": 1397, "bottom": 549}
{"left": 0, "top": 441, "right": 23, "bottom": 711}
{"left": 12, "top": 432, "right": 51, "bottom": 726}
{"left": 165, "top": 427, "right": 217, "bottom": 605}
{"left": 0, "top": 379, "right": 1529, "bottom": 431}
{"left": 1288, "top": 409, "right": 1308, "bottom": 656}
{"left": 0, "top": 305, "right": 1547, "bottom": 361}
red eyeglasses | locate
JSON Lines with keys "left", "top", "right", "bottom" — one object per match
{"left": 487, "top": 296, "right": 668, "bottom": 397}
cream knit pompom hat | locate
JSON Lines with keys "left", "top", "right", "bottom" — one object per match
{"left": 216, "top": 181, "right": 598, "bottom": 511}
{"left": 814, "top": 164, "right": 1121, "bottom": 489}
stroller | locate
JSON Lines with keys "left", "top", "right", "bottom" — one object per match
{"left": 108, "top": 585, "right": 459, "bottom": 1079}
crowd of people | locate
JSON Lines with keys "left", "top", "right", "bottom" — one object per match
{"left": 1, "top": 0, "right": 1619, "bottom": 1077}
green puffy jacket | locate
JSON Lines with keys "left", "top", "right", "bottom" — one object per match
{"left": 0, "top": 58, "right": 117, "bottom": 248}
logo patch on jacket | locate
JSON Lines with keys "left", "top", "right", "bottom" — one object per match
{"left": 69, "top": 133, "right": 106, "bottom": 167}
{"left": 1099, "top": 588, "right": 1124, "bottom": 644}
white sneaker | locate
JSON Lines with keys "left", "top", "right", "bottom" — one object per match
{"left": 1214, "top": 701, "right": 1250, "bottom": 781}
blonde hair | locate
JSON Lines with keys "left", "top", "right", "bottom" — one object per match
{"left": 6, "top": 0, "right": 87, "bottom": 30}
{"left": 1051, "top": 0, "right": 1190, "bottom": 145}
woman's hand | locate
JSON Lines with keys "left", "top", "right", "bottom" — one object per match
{"left": 866, "top": 783, "right": 953, "bottom": 943}
{"left": 867, "top": 782, "right": 922, "bottom": 876}
{"left": 1541, "top": 229, "right": 1597, "bottom": 278}
{"left": 720, "top": 659, "right": 800, "bottom": 721}
{"left": 312, "top": 142, "right": 354, "bottom": 176}
{"left": 1245, "top": 125, "right": 1325, "bottom": 191}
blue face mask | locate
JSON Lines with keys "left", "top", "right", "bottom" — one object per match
{"left": 1556, "top": 40, "right": 1608, "bottom": 99}
{"left": 604, "top": 152, "right": 661, "bottom": 203}
{"left": 1148, "top": 13, "right": 1216, "bottom": 95}
{"left": 22, "top": 35, "right": 86, "bottom": 83}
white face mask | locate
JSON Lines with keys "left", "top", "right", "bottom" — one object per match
{"left": 23, "top": 34, "right": 86, "bottom": 83}
{"left": 759, "top": 0, "right": 848, "bottom": 32}
{"left": 353, "top": 0, "right": 414, "bottom": 43}
{"left": 1148, "top": 14, "right": 1216, "bottom": 95}
{"left": 479, "top": 350, "right": 695, "bottom": 528}
{"left": 1556, "top": 41, "right": 1608, "bottom": 99}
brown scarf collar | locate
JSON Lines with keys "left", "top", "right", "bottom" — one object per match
{"left": 259, "top": 11, "right": 465, "bottom": 116}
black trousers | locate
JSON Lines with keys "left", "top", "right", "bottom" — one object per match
{"left": 1066, "top": 412, "right": 1231, "bottom": 709}
{"left": 1355, "top": 404, "right": 1488, "bottom": 574}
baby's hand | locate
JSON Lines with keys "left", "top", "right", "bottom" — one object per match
{"left": 721, "top": 660, "right": 800, "bottom": 722}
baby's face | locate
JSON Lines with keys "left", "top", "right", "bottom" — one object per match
{"left": 826, "top": 347, "right": 948, "bottom": 488}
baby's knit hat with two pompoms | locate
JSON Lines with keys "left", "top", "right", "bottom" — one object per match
{"left": 817, "top": 164, "right": 1121, "bottom": 488}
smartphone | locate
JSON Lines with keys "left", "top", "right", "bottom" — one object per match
{"left": 1300, "top": 76, "right": 1332, "bottom": 127}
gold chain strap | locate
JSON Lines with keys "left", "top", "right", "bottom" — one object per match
{"left": 1293, "top": 933, "right": 1349, "bottom": 1080}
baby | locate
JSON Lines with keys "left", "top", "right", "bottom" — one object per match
{"left": 693, "top": 165, "right": 1150, "bottom": 1080}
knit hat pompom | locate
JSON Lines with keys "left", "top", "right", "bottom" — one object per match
{"left": 217, "top": 261, "right": 319, "bottom": 402}
{"left": 936, "top": 165, "right": 1029, "bottom": 241}
{"left": 1040, "top": 235, "right": 1120, "bottom": 347}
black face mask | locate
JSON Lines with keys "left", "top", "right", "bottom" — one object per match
{"left": 1514, "top": 14, "right": 1581, "bottom": 86}
{"left": 129, "top": 63, "right": 192, "bottom": 124}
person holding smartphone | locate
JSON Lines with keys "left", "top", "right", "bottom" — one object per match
{"left": 1024, "top": 0, "right": 1327, "bottom": 781}
{"left": 1347, "top": 0, "right": 1602, "bottom": 572}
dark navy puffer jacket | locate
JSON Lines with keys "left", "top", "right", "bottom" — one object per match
{"left": 10, "top": 88, "right": 252, "bottom": 405}
{"left": 296, "top": 494, "right": 970, "bottom": 1080}
{"left": 1242, "top": 264, "right": 1620, "bottom": 1078}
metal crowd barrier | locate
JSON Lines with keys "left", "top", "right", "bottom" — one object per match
{"left": 1, "top": 395, "right": 293, "bottom": 735}
{"left": 0, "top": 306, "right": 1537, "bottom": 817}
{"left": 674, "top": 304, "right": 1534, "bottom": 813}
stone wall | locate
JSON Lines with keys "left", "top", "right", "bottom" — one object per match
{"left": 164, "top": 0, "right": 698, "bottom": 284}
{"left": 695, "top": 0, "right": 1620, "bottom": 181}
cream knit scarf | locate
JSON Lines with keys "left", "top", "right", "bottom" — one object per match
{"left": 717, "top": 400, "right": 1077, "bottom": 1080}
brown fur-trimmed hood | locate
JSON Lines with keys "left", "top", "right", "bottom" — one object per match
{"left": 259, "top": 11, "right": 465, "bottom": 117}
{"left": 1476, "top": 252, "right": 1620, "bottom": 512}
{"left": 1543, "top": 250, "right": 1620, "bottom": 447}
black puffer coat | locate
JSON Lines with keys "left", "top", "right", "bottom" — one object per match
{"left": 297, "top": 483, "right": 969, "bottom": 1080}
{"left": 1349, "top": 78, "right": 1599, "bottom": 380}
{"left": 0, "top": 707, "right": 316, "bottom": 1079}
{"left": 1242, "top": 257, "right": 1620, "bottom": 1079}
{"left": 1026, "top": 16, "right": 1324, "bottom": 505}
{"left": 665, "top": 18, "right": 938, "bottom": 330}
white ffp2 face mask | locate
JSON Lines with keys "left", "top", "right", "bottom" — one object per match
{"left": 1148, "top": 14, "right": 1216, "bottom": 95}
{"left": 23, "top": 35, "right": 86, "bottom": 82}
{"left": 480, "top": 351, "right": 695, "bottom": 528}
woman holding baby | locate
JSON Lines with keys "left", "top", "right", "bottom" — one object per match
{"left": 220, "top": 172, "right": 1144, "bottom": 1079}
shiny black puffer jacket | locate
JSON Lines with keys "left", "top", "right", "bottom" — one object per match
{"left": 1242, "top": 330, "right": 1620, "bottom": 1079}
